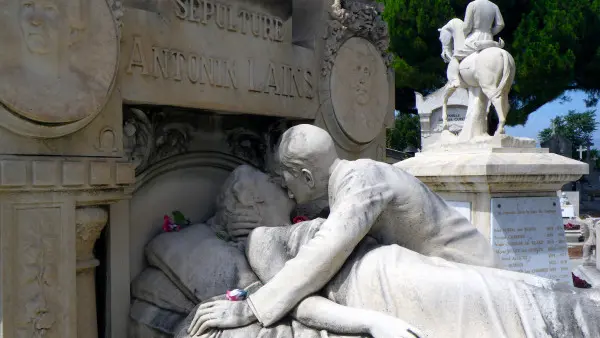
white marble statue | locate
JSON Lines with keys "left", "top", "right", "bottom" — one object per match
{"left": 186, "top": 124, "right": 501, "bottom": 333}
{"left": 180, "top": 163, "right": 600, "bottom": 338}
{"left": 582, "top": 218, "right": 598, "bottom": 266}
{"left": 438, "top": 0, "right": 515, "bottom": 141}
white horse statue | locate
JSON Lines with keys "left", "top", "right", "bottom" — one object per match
{"left": 438, "top": 18, "right": 515, "bottom": 140}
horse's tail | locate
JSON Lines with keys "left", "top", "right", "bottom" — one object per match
{"left": 489, "top": 50, "right": 515, "bottom": 100}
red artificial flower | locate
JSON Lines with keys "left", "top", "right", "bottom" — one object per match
{"left": 572, "top": 273, "right": 592, "bottom": 288}
{"left": 293, "top": 216, "right": 309, "bottom": 224}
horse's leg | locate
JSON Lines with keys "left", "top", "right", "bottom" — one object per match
{"left": 477, "top": 49, "right": 515, "bottom": 136}
{"left": 490, "top": 94, "right": 509, "bottom": 135}
{"left": 442, "top": 85, "right": 457, "bottom": 131}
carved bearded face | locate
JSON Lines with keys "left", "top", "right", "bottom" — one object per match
{"left": 19, "top": 0, "right": 60, "bottom": 55}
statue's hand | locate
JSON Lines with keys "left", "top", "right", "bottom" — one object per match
{"left": 441, "top": 49, "right": 452, "bottom": 63}
{"left": 369, "top": 315, "right": 425, "bottom": 338}
{"left": 187, "top": 300, "right": 257, "bottom": 336}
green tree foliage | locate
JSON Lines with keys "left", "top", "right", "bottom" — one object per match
{"left": 382, "top": 0, "right": 600, "bottom": 125}
{"left": 386, "top": 113, "right": 421, "bottom": 151}
{"left": 538, "top": 110, "right": 598, "bottom": 158}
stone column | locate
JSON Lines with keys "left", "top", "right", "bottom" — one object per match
{"left": 76, "top": 207, "right": 109, "bottom": 338}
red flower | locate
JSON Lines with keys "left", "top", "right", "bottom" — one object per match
{"left": 572, "top": 273, "right": 592, "bottom": 288}
{"left": 293, "top": 216, "right": 309, "bottom": 224}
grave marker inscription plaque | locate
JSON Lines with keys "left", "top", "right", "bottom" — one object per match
{"left": 491, "top": 197, "right": 570, "bottom": 283}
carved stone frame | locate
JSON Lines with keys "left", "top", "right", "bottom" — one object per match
{"left": 318, "top": 0, "right": 394, "bottom": 152}
{"left": 0, "top": 0, "right": 121, "bottom": 139}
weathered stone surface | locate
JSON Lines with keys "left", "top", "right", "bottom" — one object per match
{"left": 120, "top": 1, "right": 317, "bottom": 119}
{"left": 330, "top": 37, "right": 388, "bottom": 144}
{"left": 131, "top": 268, "right": 196, "bottom": 314}
{"left": 145, "top": 223, "right": 258, "bottom": 302}
{"left": 129, "top": 300, "right": 185, "bottom": 337}
{"left": 0, "top": 0, "right": 118, "bottom": 132}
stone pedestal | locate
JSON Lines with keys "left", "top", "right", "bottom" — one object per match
{"left": 397, "top": 147, "right": 588, "bottom": 281}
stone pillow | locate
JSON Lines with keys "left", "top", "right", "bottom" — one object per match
{"left": 131, "top": 267, "right": 196, "bottom": 314}
{"left": 129, "top": 299, "right": 185, "bottom": 338}
{"left": 145, "top": 223, "right": 259, "bottom": 302}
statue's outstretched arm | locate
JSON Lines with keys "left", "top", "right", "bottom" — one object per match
{"left": 247, "top": 225, "right": 423, "bottom": 337}
{"left": 292, "top": 295, "right": 424, "bottom": 338}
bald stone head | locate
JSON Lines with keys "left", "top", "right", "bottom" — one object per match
{"left": 278, "top": 124, "right": 339, "bottom": 204}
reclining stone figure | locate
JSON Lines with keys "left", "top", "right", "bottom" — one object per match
{"left": 182, "top": 164, "right": 600, "bottom": 338}
{"left": 188, "top": 124, "right": 503, "bottom": 332}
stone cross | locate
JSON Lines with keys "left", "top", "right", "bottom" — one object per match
{"left": 578, "top": 145, "right": 586, "bottom": 160}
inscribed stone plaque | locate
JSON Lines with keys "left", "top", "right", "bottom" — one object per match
{"left": 0, "top": 0, "right": 118, "bottom": 124}
{"left": 121, "top": 1, "right": 317, "bottom": 119}
{"left": 430, "top": 106, "right": 467, "bottom": 134}
{"left": 491, "top": 197, "right": 570, "bottom": 283}
{"left": 330, "top": 37, "right": 388, "bottom": 144}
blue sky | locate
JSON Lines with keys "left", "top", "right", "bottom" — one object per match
{"left": 506, "top": 91, "right": 600, "bottom": 147}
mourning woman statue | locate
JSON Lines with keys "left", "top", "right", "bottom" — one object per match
{"left": 180, "top": 164, "right": 600, "bottom": 338}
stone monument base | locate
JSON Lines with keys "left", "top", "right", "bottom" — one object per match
{"left": 396, "top": 147, "right": 588, "bottom": 282}
{"left": 424, "top": 131, "right": 537, "bottom": 152}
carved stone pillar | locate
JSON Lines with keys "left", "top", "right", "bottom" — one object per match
{"left": 0, "top": 0, "right": 128, "bottom": 337}
{"left": 76, "top": 207, "right": 109, "bottom": 338}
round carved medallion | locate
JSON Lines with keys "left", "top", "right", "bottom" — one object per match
{"left": 0, "top": 0, "right": 118, "bottom": 129}
{"left": 330, "top": 37, "right": 388, "bottom": 144}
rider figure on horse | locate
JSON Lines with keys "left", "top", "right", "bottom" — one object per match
{"left": 445, "top": 0, "right": 505, "bottom": 89}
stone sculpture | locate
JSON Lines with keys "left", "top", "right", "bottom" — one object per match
{"left": 187, "top": 124, "right": 501, "bottom": 332}
{"left": 582, "top": 218, "right": 598, "bottom": 266}
{"left": 438, "top": 0, "right": 515, "bottom": 142}
{"left": 131, "top": 157, "right": 600, "bottom": 337}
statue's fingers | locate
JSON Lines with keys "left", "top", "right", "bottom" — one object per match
{"left": 188, "top": 309, "right": 204, "bottom": 334}
{"left": 196, "top": 319, "right": 219, "bottom": 337}
{"left": 200, "top": 330, "right": 219, "bottom": 338}
{"left": 229, "top": 228, "right": 252, "bottom": 237}
{"left": 190, "top": 313, "right": 216, "bottom": 336}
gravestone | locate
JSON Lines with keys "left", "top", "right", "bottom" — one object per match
{"left": 415, "top": 87, "right": 480, "bottom": 149}
{"left": 490, "top": 197, "right": 570, "bottom": 283}
{"left": 541, "top": 134, "right": 572, "bottom": 158}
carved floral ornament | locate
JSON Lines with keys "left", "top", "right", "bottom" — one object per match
{"left": 0, "top": 0, "right": 120, "bottom": 138}
{"left": 322, "top": 0, "right": 392, "bottom": 77}
{"left": 123, "top": 107, "right": 287, "bottom": 176}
